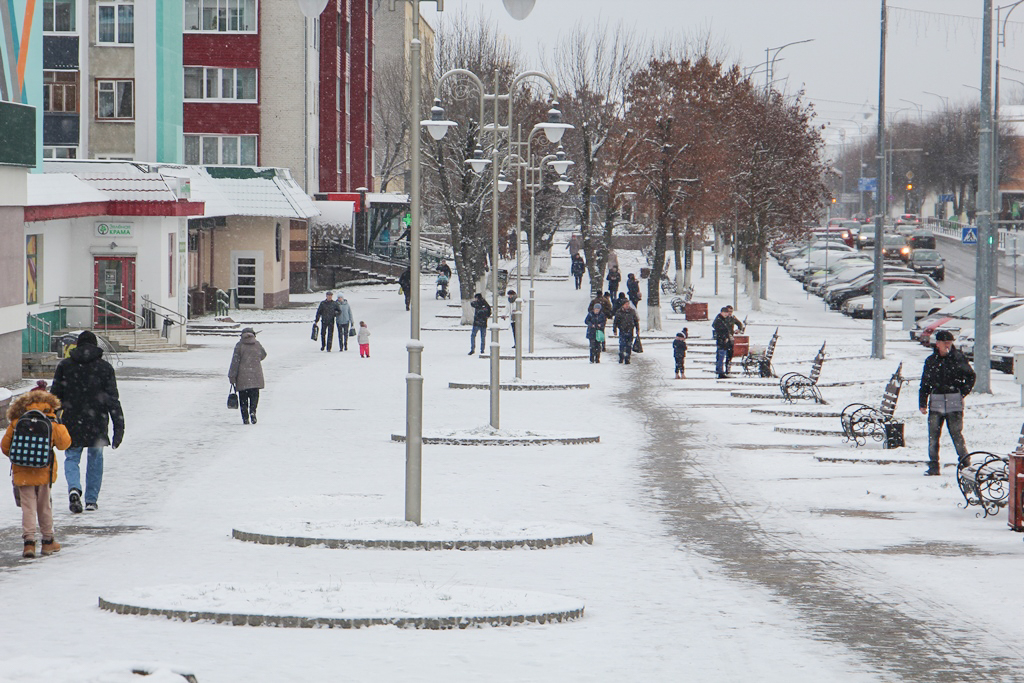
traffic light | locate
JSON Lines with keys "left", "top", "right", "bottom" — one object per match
{"left": 831, "top": 197, "right": 837, "bottom": 204}
{"left": 906, "top": 182, "right": 913, "bottom": 191}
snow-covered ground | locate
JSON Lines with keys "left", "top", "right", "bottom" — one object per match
{"left": 0, "top": 243, "right": 1022, "bottom": 682}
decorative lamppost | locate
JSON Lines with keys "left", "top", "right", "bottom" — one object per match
{"left": 428, "top": 71, "right": 570, "bottom": 427}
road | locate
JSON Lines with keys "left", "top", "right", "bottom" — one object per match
{"left": 935, "top": 235, "right": 1024, "bottom": 299}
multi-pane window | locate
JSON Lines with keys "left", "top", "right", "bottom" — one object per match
{"left": 97, "top": 2, "right": 134, "bottom": 44}
{"left": 184, "top": 134, "right": 257, "bottom": 166}
{"left": 43, "top": 147, "right": 79, "bottom": 159}
{"left": 43, "top": 71, "right": 79, "bottom": 113}
{"left": 183, "top": 67, "right": 257, "bottom": 101}
{"left": 96, "top": 79, "right": 134, "bottom": 120}
{"left": 43, "top": 0, "right": 75, "bottom": 32}
{"left": 184, "top": 0, "right": 256, "bottom": 32}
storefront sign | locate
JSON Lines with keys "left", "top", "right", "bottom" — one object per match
{"left": 95, "top": 222, "right": 133, "bottom": 238}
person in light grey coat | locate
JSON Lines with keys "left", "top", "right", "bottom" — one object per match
{"left": 228, "top": 327, "right": 267, "bottom": 424}
{"left": 335, "top": 296, "right": 354, "bottom": 351}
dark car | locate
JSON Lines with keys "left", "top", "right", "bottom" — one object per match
{"left": 828, "top": 275, "right": 937, "bottom": 310}
{"left": 880, "top": 234, "right": 908, "bottom": 260}
{"left": 908, "top": 248, "right": 945, "bottom": 280}
{"left": 906, "top": 231, "right": 936, "bottom": 251}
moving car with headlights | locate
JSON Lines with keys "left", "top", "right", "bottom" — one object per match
{"left": 907, "top": 248, "right": 944, "bottom": 280}
{"left": 856, "top": 224, "right": 877, "bottom": 249}
{"left": 880, "top": 233, "right": 908, "bottom": 260}
{"left": 842, "top": 284, "right": 951, "bottom": 320}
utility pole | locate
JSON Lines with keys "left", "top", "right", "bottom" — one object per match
{"left": 976, "top": 0, "right": 995, "bottom": 393}
{"left": 871, "top": 0, "right": 887, "bottom": 359}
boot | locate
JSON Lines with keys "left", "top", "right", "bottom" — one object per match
{"left": 250, "top": 412, "right": 257, "bottom": 425}
{"left": 22, "top": 541, "right": 35, "bottom": 559}
{"left": 924, "top": 461, "right": 940, "bottom": 476}
{"left": 69, "top": 489, "right": 83, "bottom": 514}
{"left": 41, "top": 538, "right": 61, "bottom": 555}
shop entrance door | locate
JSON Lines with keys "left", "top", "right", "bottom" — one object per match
{"left": 93, "top": 256, "right": 136, "bottom": 329}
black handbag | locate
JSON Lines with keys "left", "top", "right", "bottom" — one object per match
{"left": 349, "top": 327, "right": 357, "bottom": 337}
{"left": 311, "top": 323, "right": 318, "bottom": 341}
{"left": 227, "top": 385, "right": 239, "bottom": 410}
{"left": 632, "top": 336, "right": 643, "bottom": 354}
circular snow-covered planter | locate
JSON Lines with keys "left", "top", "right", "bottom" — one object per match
{"left": 231, "top": 518, "right": 594, "bottom": 550}
{"left": 99, "top": 582, "right": 585, "bottom": 629}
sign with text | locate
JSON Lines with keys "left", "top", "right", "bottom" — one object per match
{"left": 858, "top": 177, "right": 877, "bottom": 192}
{"left": 95, "top": 222, "right": 133, "bottom": 238}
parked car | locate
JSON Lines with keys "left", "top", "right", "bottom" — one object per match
{"left": 828, "top": 275, "right": 940, "bottom": 310}
{"left": 911, "top": 297, "right": 975, "bottom": 342}
{"left": 842, "top": 285, "right": 951, "bottom": 320}
{"left": 856, "top": 224, "right": 877, "bottom": 249}
{"left": 921, "top": 298, "right": 1024, "bottom": 347}
{"left": 907, "top": 248, "right": 945, "bottom": 280}
{"left": 952, "top": 301, "right": 1024, "bottom": 358}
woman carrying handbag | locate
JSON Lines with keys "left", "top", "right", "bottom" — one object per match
{"left": 228, "top": 327, "right": 267, "bottom": 425}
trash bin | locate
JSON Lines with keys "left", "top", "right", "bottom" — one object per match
{"left": 640, "top": 267, "right": 651, "bottom": 279}
{"left": 732, "top": 334, "right": 749, "bottom": 357}
{"left": 1008, "top": 453, "right": 1024, "bottom": 531}
{"left": 883, "top": 422, "right": 904, "bottom": 449}
{"left": 684, "top": 302, "right": 708, "bottom": 321}
{"left": 161, "top": 318, "right": 173, "bottom": 339}
{"left": 497, "top": 269, "right": 509, "bottom": 293}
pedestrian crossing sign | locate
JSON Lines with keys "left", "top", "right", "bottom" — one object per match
{"left": 962, "top": 227, "right": 978, "bottom": 244}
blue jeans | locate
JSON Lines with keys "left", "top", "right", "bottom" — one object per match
{"left": 65, "top": 446, "right": 104, "bottom": 504}
{"left": 715, "top": 348, "right": 728, "bottom": 375}
{"left": 618, "top": 334, "right": 633, "bottom": 362}
{"left": 471, "top": 324, "right": 487, "bottom": 353}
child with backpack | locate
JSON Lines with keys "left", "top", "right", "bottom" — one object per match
{"left": 357, "top": 321, "right": 371, "bottom": 358}
{"left": 673, "top": 328, "right": 689, "bottom": 379}
{"left": 1, "top": 381, "right": 71, "bottom": 558}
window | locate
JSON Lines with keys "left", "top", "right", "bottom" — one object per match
{"left": 183, "top": 67, "right": 257, "bottom": 101}
{"left": 184, "top": 0, "right": 256, "bottom": 32}
{"left": 43, "top": 71, "right": 79, "bottom": 113}
{"left": 97, "top": 2, "right": 134, "bottom": 44}
{"left": 43, "top": 146, "right": 79, "bottom": 159}
{"left": 184, "top": 134, "right": 258, "bottom": 165}
{"left": 96, "top": 79, "right": 133, "bottom": 119}
{"left": 43, "top": 0, "right": 75, "bottom": 32}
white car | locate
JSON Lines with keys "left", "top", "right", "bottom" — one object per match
{"left": 991, "top": 326, "right": 1024, "bottom": 373}
{"left": 842, "top": 285, "right": 951, "bottom": 320}
{"left": 957, "top": 303, "right": 1024, "bottom": 359}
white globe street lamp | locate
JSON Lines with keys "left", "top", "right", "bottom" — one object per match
{"left": 554, "top": 174, "right": 573, "bottom": 194}
{"left": 465, "top": 146, "right": 491, "bottom": 174}
{"left": 502, "top": 0, "right": 536, "bottom": 20}
{"left": 423, "top": 99, "right": 457, "bottom": 141}
{"left": 547, "top": 145, "right": 574, "bottom": 175}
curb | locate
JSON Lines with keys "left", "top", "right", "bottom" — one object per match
{"left": 730, "top": 392, "right": 784, "bottom": 399}
{"left": 477, "top": 354, "right": 588, "bottom": 360}
{"left": 231, "top": 528, "right": 595, "bottom": 550}
{"left": 448, "top": 382, "right": 590, "bottom": 390}
{"left": 752, "top": 408, "right": 842, "bottom": 418}
{"left": 98, "top": 598, "right": 585, "bottom": 630}
{"left": 815, "top": 456, "right": 943, "bottom": 466}
{"left": 390, "top": 434, "right": 600, "bottom": 446}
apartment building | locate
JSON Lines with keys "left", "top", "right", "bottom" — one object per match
{"left": 41, "top": 0, "right": 183, "bottom": 162}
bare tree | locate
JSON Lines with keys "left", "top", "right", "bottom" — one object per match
{"left": 373, "top": 56, "right": 410, "bottom": 193}
{"left": 550, "top": 19, "right": 641, "bottom": 295}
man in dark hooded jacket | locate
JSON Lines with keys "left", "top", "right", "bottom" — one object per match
{"left": 919, "top": 329, "right": 975, "bottom": 475}
{"left": 51, "top": 330, "right": 125, "bottom": 512}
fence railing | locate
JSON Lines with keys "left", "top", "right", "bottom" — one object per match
{"left": 24, "top": 312, "right": 52, "bottom": 354}
{"left": 57, "top": 295, "right": 144, "bottom": 349}
{"left": 928, "top": 218, "right": 1011, "bottom": 251}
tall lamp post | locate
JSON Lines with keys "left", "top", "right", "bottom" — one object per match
{"left": 428, "top": 72, "right": 570, "bottom": 428}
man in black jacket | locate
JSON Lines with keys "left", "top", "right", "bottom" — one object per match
{"left": 469, "top": 293, "right": 491, "bottom": 355}
{"left": 712, "top": 306, "right": 744, "bottom": 378}
{"left": 613, "top": 300, "right": 640, "bottom": 364}
{"left": 919, "top": 329, "right": 976, "bottom": 475}
{"left": 51, "top": 330, "right": 125, "bottom": 512}
{"left": 314, "top": 291, "right": 341, "bottom": 351}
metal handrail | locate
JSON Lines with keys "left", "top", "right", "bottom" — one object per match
{"left": 25, "top": 312, "right": 52, "bottom": 354}
{"left": 141, "top": 295, "right": 187, "bottom": 327}
{"left": 58, "top": 295, "right": 142, "bottom": 349}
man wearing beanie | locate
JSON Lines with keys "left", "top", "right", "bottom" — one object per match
{"left": 919, "top": 329, "right": 975, "bottom": 476}
{"left": 51, "top": 330, "right": 125, "bottom": 512}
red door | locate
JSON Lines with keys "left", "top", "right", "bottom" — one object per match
{"left": 93, "top": 257, "right": 136, "bottom": 329}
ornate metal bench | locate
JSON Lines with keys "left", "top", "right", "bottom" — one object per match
{"left": 840, "top": 363, "right": 908, "bottom": 447}
{"left": 669, "top": 285, "right": 695, "bottom": 313}
{"left": 779, "top": 342, "right": 826, "bottom": 403}
{"left": 742, "top": 327, "right": 778, "bottom": 378}
{"left": 957, "top": 451, "right": 1010, "bottom": 518}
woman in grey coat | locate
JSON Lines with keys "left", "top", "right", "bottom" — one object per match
{"left": 335, "top": 296, "right": 354, "bottom": 351}
{"left": 228, "top": 327, "right": 267, "bottom": 424}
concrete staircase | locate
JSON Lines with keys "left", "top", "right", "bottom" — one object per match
{"left": 187, "top": 320, "right": 242, "bottom": 337}
{"left": 93, "top": 328, "right": 186, "bottom": 353}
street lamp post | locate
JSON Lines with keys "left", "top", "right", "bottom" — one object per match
{"left": 430, "top": 70, "right": 569, "bottom": 428}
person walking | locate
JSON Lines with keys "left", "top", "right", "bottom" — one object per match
{"left": 606, "top": 265, "right": 622, "bottom": 297}
{"left": 673, "top": 328, "right": 689, "bottom": 379}
{"left": 504, "top": 290, "right": 519, "bottom": 348}
{"left": 357, "top": 321, "right": 371, "bottom": 358}
{"left": 919, "top": 329, "right": 975, "bottom": 476}
{"left": 712, "top": 306, "right": 744, "bottom": 378}
{"left": 2, "top": 381, "right": 71, "bottom": 558}
{"left": 228, "top": 327, "right": 267, "bottom": 425}
{"left": 436, "top": 259, "right": 452, "bottom": 279}
{"left": 50, "top": 330, "right": 125, "bottom": 513}
{"left": 566, "top": 233, "right": 582, "bottom": 258}
{"left": 585, "top": 303, "right": 607, "bottom": 363}
{"left": 469, "top": 293, "right": 491, "bottom": 355}
{"left": 335, "top": 295, "right": 354, "bottom": 351}
{"left": 612, "top": 292, "right": 627, "bottom": 316}
{"left": 398, "top": 268, "right": 412, "bottom": 311}
{"left": 613, "top": 299, "right": 640, "bottom": 364}
{"left": 626, "top": 273, "right": 642, "bottom": 306}
{"left": 314, "top": 291, "right": 341, "bottom": 351}
{"left": 571, "top": 254, "right": 586, "bottom": 290}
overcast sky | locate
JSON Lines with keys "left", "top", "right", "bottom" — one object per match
{"left": 420, "top": 0, "right": 1024, "bottom": 151}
